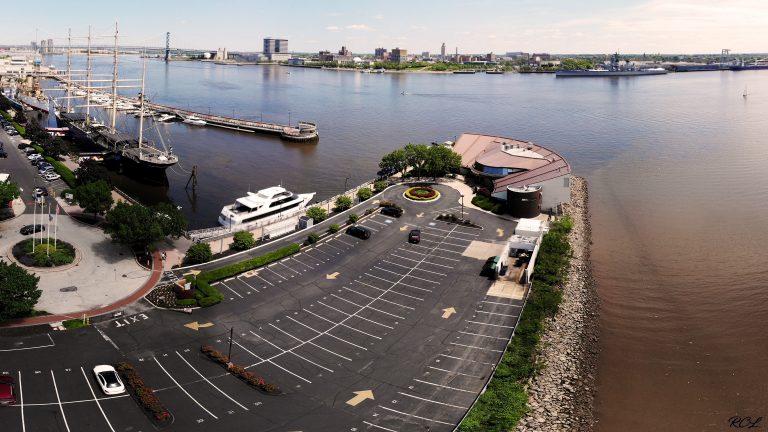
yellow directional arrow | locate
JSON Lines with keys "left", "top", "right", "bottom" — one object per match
{"left": 346, "top": 390, "right": 375, "bottom": 406}
{"left": 400, "top": 225, "right": 409, "bottom": 232}
{"left": 326, "top": 272, "right": 340, "bottom": 280}
{"left": 184, "top": 321, "right": 214, "bottom": 331}
{"left": 441, "top": 307, "right": 457, "bottom": 319}
{"left": 416, "top": 212, "right": 425, "bottom": 218}
{"left": 496, "top": 228, "right": 504, "bottom": 237}
{"left": 185, "top": 269, "right": 202, "bottom": 276}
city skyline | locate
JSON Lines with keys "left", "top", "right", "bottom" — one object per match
{"left": 1, "top": 0, "right": 767, "bottom": 54}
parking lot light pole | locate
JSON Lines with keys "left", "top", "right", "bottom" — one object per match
{"left": 460, "top": 194, "right": 464, "bottom": 220}
{"left": 227, "top": 327, "right": 234, "bottom": 366}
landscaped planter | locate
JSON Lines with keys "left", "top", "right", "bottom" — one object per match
{"left": 12, "top": 239, "right": 75, "bottom": 267}
{"left": 404, "top": 186, "right": 440, "bottom": 201}
{"left": 200, "top": 345, "right": 281, "bottom": 395}
{"left": 116, "top": 362, "right": 173, "bottom": 427}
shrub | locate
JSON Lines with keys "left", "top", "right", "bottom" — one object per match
{"left": 347, "top": 213, "right": 359, "bottom": 224}
{"left": 328, "top": 224, "right": 340, "bottom": 234}
{"left": 472, "top": 195, "right": 505, "bottom": 214}
{"left": 62, "top": 319, "right": 89, "bottom": 329}
{"left": 373, "top": 180, "right": 388, "bottom": 192}
{"left": 306, "top": 206, "right": 327, "bottom": 223}
{"left": 230, "top": 231, "right": 256, "bottom": 251}
{"left": 44, "top": 157, "right": 76, "bottom": 188}
{"left": 378, "top": 200, "right": 401, "bottom": 209}
{"left": 198, "top": 296, "right": 221, "bottom": 307}
{"left": 334, "top": 195, "right": 353, "bottom": 211}
{"left": 176, "top": 298, "right": 197, "bottom": 307}
{"left": 404, "top": 186, "right": 438, "bottom": 200}
{"left": 364, "top": 207, "right": 375, "bottom": 215}
{"left": 356, "top": 188, "right": 373, "bottom": 201}
{"left": 198, "top": 243, "right": 300, "bottom": 283}
{"left": 200, "top": 346, "right": 280, "bottom": 394}
{"left": 307, "top": 232, "right": 320, "bottom": 244}
{"left": 185, "top": 242, "right": 212, "bottom": 264}
{"left": 116, "top": 362, "right": 171, "bottom": 422}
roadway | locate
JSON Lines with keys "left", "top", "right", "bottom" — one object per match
{"left": 0, "top": 183, "right": 523, "bottom": 431}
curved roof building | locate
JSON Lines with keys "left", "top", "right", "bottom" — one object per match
{"left": 453, "top": 133, "right": 571, "bottom": 212}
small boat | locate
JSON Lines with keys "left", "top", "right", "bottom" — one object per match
{"left": 486, "top": 69, "right": 504, "bottom": 74}
{"left": 155, "top": 113, "right": 176, "bottom": 123}
{"left": 453, "top": 70, "right": 476, "bottom": 74}
{"left": 372, "top": 68, "right": 385, "bottom": 73}
{"left": 183, "top": 116, "right": 206, "bottom": 126}
{"left": 401, "top": 91, "right": 408, "bottom": 95}
{"left": 743, "top": 86, "right": 749, "bottom": 98}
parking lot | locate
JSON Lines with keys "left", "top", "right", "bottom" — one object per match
{"left": 1, "top": 185, "right": 523, "bottom": 431}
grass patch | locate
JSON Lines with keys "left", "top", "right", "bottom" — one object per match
{"left": 458, "top": 217, "right": 573, "bottom": 432}
{"left": 16, "top": 239, "right": 75, "bottom": 267}
{"left": 62, "top": 318, "right": 89, "bottom": 329}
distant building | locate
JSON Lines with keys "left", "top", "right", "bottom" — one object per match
{"left": 486, "top": 52, "right": 496, "bottom": 62}
{"left": 440, "top": 42, "right": 446, "bottom": 60}
{"left": 47, "top": 39, "right": 53, "bottom": 54}
{"left": 505, "top": 51, "right": 528, "bottom": 59}
{"left": 264, "top": 37, "right": 289, "bottom": 62}
{"left": 288, "top": 57, "right": 305, "bottom": 66}
{"left": 40, "top": 40, "right": 47, "bottom": 54}
{"left": 339, "top": 46, "right": 351, "bottom": 56}
{"left": 374, "top": 47, "right": 388, "bottom": 60}
{"left": 319, "top": 50, "right": 334, "bottom": 62}
{"left": 215, "top": 47, "right": 228, "bottom": 61}
{"left": 30, "top": 41, "right": 37, "bottom": 52}
{"left": 421, "top": 51, "right": 430, "bottom": 60}
{"left": 391, "top": 47, "right": 407, "bottom": 64}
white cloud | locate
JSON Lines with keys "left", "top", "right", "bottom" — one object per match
{"left": 374, "top": 14, "right": 384, "bottom": 20}
{"left": 410, "top": 25, "right": 428, "bottom": 31}
{"left": 325, "top": 26, "right": 340, "bottom": 31}
{"left": 346, "top": 24, "right": 372, "bottom": 31}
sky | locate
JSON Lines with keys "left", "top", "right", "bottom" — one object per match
{"left": 2, "top": 0, "right": 767, "bottom": 54}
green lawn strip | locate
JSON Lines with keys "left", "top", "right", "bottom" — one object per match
{"left": 1, "top": 110, "right": 26, "bottom": 135}
{"left": 459, "top": 217, "right": 573, "bottom": 432}
{"left": 62, "top": 318, "right": 89, "bottom": 329}
{"left": 193, "top": 243, "right": 301, "bottom": 307}
{"left": 471, "top": 195, "right": 505, "bottom": 214}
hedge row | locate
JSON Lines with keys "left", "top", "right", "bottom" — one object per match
{"left": 192, "top": 243, "right": 301, "bottom": 307}
{"left": 471, "top": 195, "right": 505, "bottom": 214}
{"left": 44, "top": 156, "right": 77, "bottom": 188}
{"left": 1, "top": 111, "right": 25, "bottom": 135}
{"left": 459, "top": 217, "right": 573, "bottom": 431}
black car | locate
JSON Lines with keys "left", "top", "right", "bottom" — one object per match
{"left": 0, "top": 149, "right": 6, "bottom": 158}
{"left": 20, "top": 224, "right": 46, "bottom": 235}
{"left": 381, "top": 206, "right": 403, "bottom": 217}
{"left": 346, "top": 225, "right": 371, "bottom": 240}
{"left": 408, "top": 229, "right": 421, "bottom": 244}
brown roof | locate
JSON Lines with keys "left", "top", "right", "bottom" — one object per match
{"left": 453, "top": 133, "right": 571, "bottom": 194}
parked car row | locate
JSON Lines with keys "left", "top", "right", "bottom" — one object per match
{"left": 0, "top": 365, "right": 125, "bottom": 406}
{"left": 2, "top": 118, "right": 19, "bottom": 136}
{"left": 15, "top": 144, "right": 62, "bottom": 182}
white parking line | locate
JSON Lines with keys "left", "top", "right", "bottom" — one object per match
{"left": 378, "top": 405, "right": 453, "bottom": 426}
{"left": 286, "top": 315, "right": 364, "bottom": 352}
{"left": 80, "top": 367, "right": 116, "bottom": 432}
{"left": 466, "top": 320, "right": 515, "bottom": 329}
{"left": 18, "top": 371, "right": 25, "bottom": 432}
{"left": 458, "top": 330, "right": 508, "bottom": 340}
{"left": 451, "top": 342, "right": 504, "bottom": 353}
{"left": 331, "top": 293, "right": 404, "bottom": 320}
{"left": 367, "top": 218, "right": 388, "bottom": 227}
{"left": 302, "top": 308, "right": 379, "bottom": 341}
{"left": 219, "top": 281, "right": 244, "bottom": 298}
{"left": 319, "top": 242, "right": 344, "bottom": 252}
{"left": 248, "top": 331, "right": 333, "bottom": 373}
{"left": 251, "top": 272, "right": 275, "bottom": 287}
{"left": 0, "top": 333, "right": 55, "bottom": 352}
{"left": 334, "top": 237, "right": 356, "bottom": 247}
{"left": 365, "top": 273, "right": 433, "bottom": 292}
{"left": 265, "top": 266, "right": 288, "bottom": 280}
{"left": 16, "top": 395, "right": 131, "bottom": 407}
{"left": 358, "top": 224, "right": 378, "bottom": 232}
{"left": 175, "top": 351, "right": 249, "bottom": 411}
{"left": 237, "top": 276, "right": 261, "bottom": 293}
{"left": 153, "top": 357, "right": 218, "bottom": 419}
{"left": 423, "top": 226, "right": 479, "bottom": 236}
{"left": 475, "top": 310, "right": 518, "bottom": 318}
{"left": 397, "top": 391, "right": 466, "bottom": 409}
{"left": 299, "top": 250, "right": 325, "bottom": 263}
{"left": 318, "top": 300, "right": 394, "bottom": 329}
{"left": 271, "top": 321, "right": 355, "bottom": 359}
{"left": 363, "top": 420, "right": 398, "bottom": 432}
{"left": 397, "top": 247, "right": 461, "bottom": 262}
{"left": 438, "top": 353, "right": 495, "bottom": 366}
{"left": 381, "top": 259, "right": 447, "bottom": 277}
{"left": 373, "top": 266, "right": 439, "bottom": 284}
{"left": 481, "top": 300, "right": 522, "bottom": 307}
{"left": 234, "top": 340, "right": 312, "bottom": 384}
{"left": 50, "top": 370, "right": 72, "bottom": 432}
{"left": 342, "top": 286, "right": 414, "bottom": 310}
{"left": 277, "top": 261, "right": 302, "bottom": 275}
{"left": 354, "top": 279, "right": 424, "bottom": 301}
{"left": 413, "top": 378, "right": 475, "bottom": 393}
{"left": 427, "top": 366, "right": 485, "bottom": 378}
{"left": 390, "top": 253, "right": 453, "bottom": 269}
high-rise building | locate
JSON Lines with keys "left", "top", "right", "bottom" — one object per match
{"left": 30, "top": 41, "right": 38, "bottom": 52}
{"left": 421, "top": 51, "right": 430, "bottom": 60}
{"left": 440, "top": 42, "right": 446, "bottom": 60}
{"left": 374, "top": 47, "right": 388, "bottom": 60}
{"left": 391, "top": 47, "right": 408, "bottom": 64}
{"left": 264, "top": 37, "right": 289, "bottom": 62}
{"left": 47, "top": 38, "right": 53, "bottom": 54}
{"left": 40, "top": 40, "right": 47, "bottom": 54}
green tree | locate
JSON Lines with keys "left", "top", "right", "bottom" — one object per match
{"left": 75, "top": 159, "right": 112, "bottom": 186}
{"left": 186, "top": 243, "right": 212, "bottom": 264}
{"left": 0, "top": 180, "right": 21, "bottom": 207}
{"left": 73, "top": 180, "right": 114, "bottom": 219}
{"left": 307, "top": 232, "right": 320, "bottom": 244}
{"left": 373, "top": 180, "right": 388, "bottom": 192}
{"left": 0, "top": 261, "right": 42, "bottom": 321}
{"left": 231, "top": 231, "right": 256, "bottom": 251}
{"left": 348, "top": 213, "right": 359, "bottom": 224}
{"left": 328, "top": 224, "right": 340, "bottom": 233}
{"left": 424, "top": 145, "right": 462, "bottom": 177}
{"left": 153, "top": 202, "right": 187, "bottom": 239}
{"left": 306, "top": 206, "right": 327, "bottom": 223}
{"left": 404, "top": 143, "right": 430, "bottom": 177}
{"left": 41, "top": 137, "right": 68, "bottom": 160}
{"left": 560, "top": 58, "right": 594, "bottom": 70}
{"left": 379, "top": 148, "right": 408, "bottom": 177}
{"left": 335, "top": 195, "right": 353, "bottom": 211}
{"left": 357, "top": 187, "right": 373, "bottom": 201}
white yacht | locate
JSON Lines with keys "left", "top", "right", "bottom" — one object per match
{"left": 155, "top": 113, "right": 176, "bottom": 123}
{"left": 218, "top": 186, "right": 316, "bottom": 228}
{"left": 183, "top": 115, "right": 206, "bottom": 126}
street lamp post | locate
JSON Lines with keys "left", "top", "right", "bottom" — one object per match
{"left": 227, "top": 327, "right": 234, "bottom": 365}
{"left": 460, "top": 194, "right": 464, "bottom": 220}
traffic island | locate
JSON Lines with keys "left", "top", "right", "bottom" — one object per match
{"left": 200, "top": 345, "right": 281, "bottom": 395}
{"left": 403, "top": 185, "right": 440, "bottom": 201}
{"left": 116, "top": 362, "right": 174, "bottom": 427}
{"left": 12, "top": 239, "right": 77, "bottom": 268}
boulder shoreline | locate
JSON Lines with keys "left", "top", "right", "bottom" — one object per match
{"left": 516, "top": 176, "right": 599, "bottom": 432}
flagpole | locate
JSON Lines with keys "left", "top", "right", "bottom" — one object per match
{"left": 47, "top": 203, "right": 51, "bottom": 256}
{"left": 54, "top": 205, "right": 59, "bottom": 249}
{"left": 32, "top": 196, "right": 36, "bottom": 253}
{"left": 40, "top": 202, "right": 45, "bottom": 246}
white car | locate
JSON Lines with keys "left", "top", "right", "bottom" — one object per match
{"left": 43, "top": 172, "right": 61, "bottom": 181}
{"left": 92, "top": 365, "right": 125, "bottom": 395}
{"left": 27, "top": 153, "right": 42, "bottom": 161}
